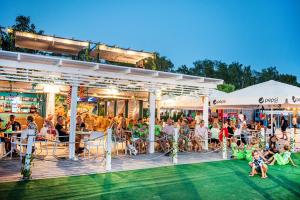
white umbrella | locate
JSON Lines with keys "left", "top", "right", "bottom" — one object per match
{"left": 211, "top": 80, "right": 300, "bottom": 109}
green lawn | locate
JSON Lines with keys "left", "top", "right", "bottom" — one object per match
{"left": 1, "top": 154, "right": 300, "bottom": 200}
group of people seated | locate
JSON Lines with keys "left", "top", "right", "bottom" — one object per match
{"left": 0, "top": 114, "right": 38, "bottom": 154}
{"left": 109, "top": 113, "right": 212, "bottom": 155}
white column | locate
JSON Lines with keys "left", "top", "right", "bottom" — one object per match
{"left": 203, "top": 96, "right": 209, "bottom": 127}
{"left": 290, "top": 128, "right": 295, "bottom": 152}
{"left": 271, "top": 106, "right": 273, "bottom": 136}
{"left": 69, "top": 85, "right": 78, "bottom": 160}
{"left": 149, "top": 90, "right": 156, "bottom": 154}
{"left": 46, "top": 92, "right": 56, "bottom": 117}
{"left": 106, "top": 128, "right": 112, "bottom": 171}
{"left": 222, "top": 130, "right": 227, "bottom": 159}
{"left": 173, "top": 128, "right": 178, "bottom": 164}
{"left": 44, "top": 85, "right": 59, "bottom": 117}
{"left": 23, "top": 129, "right": 35, "bottom": 179}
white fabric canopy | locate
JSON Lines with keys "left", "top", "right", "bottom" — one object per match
{"left": 161, "top": 89, "right": 226, "bottom": 110}
{"left": 211, "top": 80, "right": 300, "bottom": 108}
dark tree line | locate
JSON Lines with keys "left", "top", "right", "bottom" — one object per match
{"left": 176, "top": 60, "right": 299, "bottom": 91}
{"left": 1, "top": 15, "right": 299, "bottom": 92}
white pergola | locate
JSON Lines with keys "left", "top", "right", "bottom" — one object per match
{"left": 0, "top": 50, "right": 223, "bottom": 159}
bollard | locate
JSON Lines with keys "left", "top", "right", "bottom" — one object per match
{"left": 204, "top": 128, "right": 208, "bottom": 151}
{"left": 173, "top": 128, "right": 178, "bottom": 164}
{"left": 106, "top": 128, "right": 112, "bottom": 171}
{"left": 290, "top": 128, "right": 295, "bottom": 152}
{"left": 222, "top": 130, "right": 227, "bottom": 159}
{"left": 261, "top": 128, "right": 266, "bottom": 147}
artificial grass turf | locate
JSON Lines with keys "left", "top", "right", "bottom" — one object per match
{"left": 0, "top": 154, "right": 299, "bottom": 200}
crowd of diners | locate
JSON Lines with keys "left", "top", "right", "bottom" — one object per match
{"left": 0, "top": 110, "right": 298, "bottom": 165}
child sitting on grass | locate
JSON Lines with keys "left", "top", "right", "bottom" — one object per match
{"left": 267, "top": 145, "right": 297, "bottom": 167}
{"left": 249, "top": 150, "right": 268, "bottom": 179}
{"left": 245, "top": 140, "right": 257, "bottom": 162}
{"left": 231, "top": 137, "right": 246, "bottom": 160}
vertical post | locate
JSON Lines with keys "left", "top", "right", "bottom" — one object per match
{"left": 149, "top": 90, "right": 156, "bottom": 154}
{"left": 23, "top": 130, "right": 35, "bottom": 179}
{"left": 69, "top": 85, "right": 78, "bottom": 160}
{"left": 125, "top": 100, "right": 129, "bottom": 118}
{"left": 203, "top": 96, "right": 209, "bottom": 127}
{"left": 173, "top": 127, "right": 178, "bottom": 164}
{"left": 204, "top": 128, "right": 208, "bottom": 151}
{"left": 261, "top": 127, "right": 266, "bottom": 146}
{"left": 46, "top": 92, "right": 56, "bottom": 117}
{"left": 139, "top": 100, "right": 143, "bottom": 119}
{"left": 104, "top": 101, "right": 108, "bottom": 116}
{"left": 106, "top": 128, "right": 112, "bottom": 171}
{"left": 222, "top": 130, "right": 227, "bottom": 159}
{"left": 114, "top": 100, "right": 117, "bottom": 117}
{"left": 271, "top": 106, "right": 274, "bottom": 136}
{"left": 44, "top": 85, "right": 59, "bottom": 117}
{"left": 290, "top": 128, "right": 295, "bottom": 152}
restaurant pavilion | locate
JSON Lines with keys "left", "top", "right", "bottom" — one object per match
{"left": 0, "top": 29, "right": 223, "bottom": 160}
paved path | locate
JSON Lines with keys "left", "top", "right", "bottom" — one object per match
{"left": 0, "top": 151, "right": 223, "bottom": 182}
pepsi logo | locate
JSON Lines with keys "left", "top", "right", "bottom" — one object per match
{"left": 258, "top": 97, "right": 278, "bottom": 104}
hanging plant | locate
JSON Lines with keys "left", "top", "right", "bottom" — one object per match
{"left": 20, "top": 153, "right": 34, "bottom": 180}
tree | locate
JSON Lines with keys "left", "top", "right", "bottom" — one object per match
{"left": 192, "top": 59, "right": 216, "bottom": 77}
{"left": 257, "top": 67, "right": 279, "bottom": 83}
{"left": 0, "top": 15, "right": 44, "bottom": 52}
{"left": 12, "top": 15, "right": 44, "bottom": 34}
{"left": 227, "top": 62, "right": 243, "bottom": 89}
{"left": 278, "top": 74, "right": 298, "bottom": 86}
{"left": 217, "top": 83, "right": 235, "bottom": 93}
{"left": 215, "top": 61, "right": 229, "bottom": 83}
{"left": 144, "top": 52, "right": 174, "bottom": 72}
{"left": 176, "top": 65, "right": 192, "bottom": 75}
{"left": 241, "top": 66, "right": 256, "bottom": 88}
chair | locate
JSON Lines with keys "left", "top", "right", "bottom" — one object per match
{"left": 34, "top": 127, "right": 48, "bottom": 155}
{"left": 0, "top": 141, "right": 6, "bottom": 157}
{"left": 10, "top": 130, "right": 35, "bottom": 160}
{"left": 83, "top": 132, "right": 105, "bottom": 159}
{"left": 112, "top": 129, "right": 127, "bottom": 155}
{"left": 52, "top": 130, "right": 69, "bottom": 156}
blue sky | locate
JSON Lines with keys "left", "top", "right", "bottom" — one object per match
{"left": 1, "top": 0, "right": 300, "bottom": 78}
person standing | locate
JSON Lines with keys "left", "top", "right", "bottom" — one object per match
{"left": 292, "top": 115, "right": 297, "bottom": 129}
{"left": 195, "top": 111, "right": 201, "bottom": 126}
{"left": 280, "top": 115, "right": 288, "bottom": 140}
{"left": 272, "top": 115, "right": 277, "bottom": 136}
{"left": 27, "top": 116, "right": 38, "bottom": 135}
{"left": 292, "top": 114, "right": 298, "bottom": 136}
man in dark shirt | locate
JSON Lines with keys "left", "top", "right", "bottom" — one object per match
{"left": 5, "top": 115, "right": 21, "bottom": 131}
{"left": 55, "top": 116, "right": 82, "bottom": 153}
{"left": 55, "top": 116, "right": 69, "bottom": 142}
